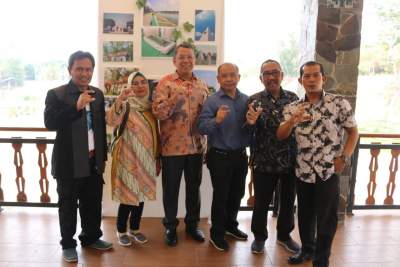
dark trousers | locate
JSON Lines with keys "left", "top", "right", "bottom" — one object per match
{"left": 56, "top": 162, "right": 103, "bottom": 249}
{"left": 206, "top": 148, "right": 248, "bottom": 240}
{"left": 251, "top": 169, "right": 296, "bottom": 241}
{"left": 116, "top": 202, "right": 145, "bottom": 233}
{"left": 161, "top": 154, "right": 203, "bottom": 230}
{"left": 297, "top": 174, "right": 339, "bottom": 267}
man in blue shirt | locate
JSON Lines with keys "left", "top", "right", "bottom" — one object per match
{"left": 198, "top": 63, "right": 256, "bottom": 251}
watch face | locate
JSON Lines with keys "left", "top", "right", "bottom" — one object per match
{"left": 342, "top": 155, "right": 350, "bottom": 163}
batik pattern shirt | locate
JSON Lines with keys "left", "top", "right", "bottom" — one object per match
{"left": 248, "top": 89, "right": 299, "bottom": 173}
{"left": 283, "top": 92, "right": 357, "bottom": 183}
{"left": 152, "top": 72, "right": 209, "bottom": 156}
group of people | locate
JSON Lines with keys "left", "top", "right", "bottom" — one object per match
{"left": 44, "top": 44, "right": 358, "bottom": 267}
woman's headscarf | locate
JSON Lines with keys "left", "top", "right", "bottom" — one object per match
{"left": 126, "top": 71, "right": 150, "bottom": 111}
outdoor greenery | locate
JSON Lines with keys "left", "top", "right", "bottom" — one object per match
{"left": 359, "top": 0, "right": 400, "bottom": 75}
{"left": 136, "top": 0, "right": 146, "bottom": 10}
{"left": 0, "top": 1, "right": 398, "bottom": 134}
{"left": 356, "top": 0, "right": 400, "bottom": 134}
{"left": 0, "top": 58, "right": 24, "bottom": 86}
{"left": 0, "top": 59, "right": 67, "bottom": 88}
{"left": 278, "top": 32, "right": 300, "bottom": 78}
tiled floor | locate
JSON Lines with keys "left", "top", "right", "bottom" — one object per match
{"left": 0, "top": 208, "right": 399, "bottom": 266}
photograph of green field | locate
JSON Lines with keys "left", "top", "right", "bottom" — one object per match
{"left": 143, "top": 0, "right": 179, "bottom": 27}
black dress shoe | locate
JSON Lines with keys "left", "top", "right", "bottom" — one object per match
{"left": 165, "top": 229, "right": 177, "bottom": 247}
{"left": 288, "top": 250, "right": 313, "bottom": 265}
{"left": 186, "top": 228, "right": 205, "bottom": 242}
{"left": 225, "top": 228, "right": 248, "bottom": 240}
{"left": 210, "top": 238, "right": 229, "bottom": 251}
{"left": 277, "top": 237, "right": 301, "bottom": 253}
{"left": 251, "top": 240, "right": 265, "bottom": 254}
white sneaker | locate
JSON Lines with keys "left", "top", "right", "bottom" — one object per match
{"left": 128, "top": 230, "right": 148, "bottom": 244}
{"left": 116, "top": 232, "right": 132, "bottom": 246}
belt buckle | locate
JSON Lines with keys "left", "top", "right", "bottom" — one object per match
{"left": 89, "top": 150, "right": 95, "bottom": 159}
{"left": 214, "top": 148, "right": 227, "bottom": 156}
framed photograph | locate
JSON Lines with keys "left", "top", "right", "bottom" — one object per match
{"left": 104, "top": 67, "right": 139, "bottom": 96}
{"left": 103, "top": 41, "right": 133, "bottom": 62}
{"left": 195, "top": 45, "right": 217, "bottom": 65}
{"left": 103, "top": 13, "right": 134, "bottom": 34}
{"left": 141, "top": 27, "right": 176, "bottom": 57}
{"left": 195, "top": 10, "right": 216, "bottom": 42}
{"left": 193, "top": 70, "right": 218, "bottom": 94}
{"left": 143, "top": 0, "right": 179, "bottom": 27}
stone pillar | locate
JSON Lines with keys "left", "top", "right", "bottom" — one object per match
{"left": 301, "top": 0, "right": 364, "bottom": 221}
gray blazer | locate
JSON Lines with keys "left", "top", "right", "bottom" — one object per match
{"left": 44, "top": 81, "right": 107, "bottom": 179}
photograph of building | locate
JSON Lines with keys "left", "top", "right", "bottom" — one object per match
{"left": 103, "top": 13, "right": 134, "bottom": 34}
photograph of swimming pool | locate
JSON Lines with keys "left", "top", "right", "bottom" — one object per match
{"left": 141, "top": 27, "right": 176, "bottom": 57}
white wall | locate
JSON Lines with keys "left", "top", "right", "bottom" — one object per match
{"left": 98, "top": 0, "right": 224, "bottom": 217}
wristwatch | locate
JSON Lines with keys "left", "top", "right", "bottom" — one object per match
{"left": 339, "top": 154, "right": 351, "bottom": 164}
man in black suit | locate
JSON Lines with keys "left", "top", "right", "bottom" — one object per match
{"left": 44, "top": 51, "right": 112, "bottom": 263}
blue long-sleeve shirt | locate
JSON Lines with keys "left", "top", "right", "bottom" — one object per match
{"left": 198, "top": 88, "right": 250, "bottom": 150}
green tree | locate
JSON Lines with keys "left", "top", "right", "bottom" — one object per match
{"left": 278, "top": 33, "right": 300, "bottom": 77}
{"left": 374, "top": 0, "right": 400, "bottom": 74}
{"left": 0, "top": 58, "right": 25, "bottom": 86}
{"left": 37, "top": 61, "right": 67, "bottom": 80}
{"left": 24, "top": 64, "right": 35, "bottom": 80}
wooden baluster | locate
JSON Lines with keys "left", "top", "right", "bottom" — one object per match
{"left": 366, "top": 144, "right": 380, "bottom": 205}
{"left": 12, "top": 143, "right": 27, "bottom": 202}
{"left": 37, "top": 143, "right": 51, "bottom": 203}
{"left": 0, "top": 170, "right": 3, "bottom": 201}
{"left": 384, "top": 148, "right": 399, "bottom": 205}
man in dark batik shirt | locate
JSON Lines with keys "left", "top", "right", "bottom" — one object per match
{"left": 245, "top": 59, "right": 300, "bottom": 255}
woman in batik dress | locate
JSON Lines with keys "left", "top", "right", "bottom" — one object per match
{"left": 106, "top": 71, "right": 160, "bottom": 246}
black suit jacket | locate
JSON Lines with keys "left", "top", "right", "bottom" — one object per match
{"left": 44, "top": 81, "right": 107, "bottom": 179}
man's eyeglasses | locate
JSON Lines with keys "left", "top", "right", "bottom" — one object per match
{"left": 261, "top": 70, "right": 281, "bottom": 78}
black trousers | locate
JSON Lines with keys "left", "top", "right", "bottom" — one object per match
{"left": 297, "top": 174, "right": 339, "bottom": 267}
{"left": 56, "top": 161, "right": 103, "bottom": 249}
{"left": 251, "top": 169, "right": 296, "bottom": 241}
{"left": 206, "top": 148, "right": 248, "bottom": 240}
{"left": 161, "top": 154, "right": 203, "bottom": 230}
{"left": 116, "top": 202, "right": 144, "bottom": 233}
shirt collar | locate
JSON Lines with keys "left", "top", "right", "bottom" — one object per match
{"left": 172, "top": 71, "right": 197, "bottom": 81}
{"left": 302, "top": 90, "right": 326, "bottom": 103}
{"left": 217, "top": 88, "right": 243, "bottom": 100}
{"left": 263, "top": 87, "right": 286, "bottom": 99}
{"left": 68, "top": 80, "right": 84, "bottom": 95}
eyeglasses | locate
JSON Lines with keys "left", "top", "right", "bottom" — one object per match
{"left": 261, "top": 70, "right": 281, "bottom": 78}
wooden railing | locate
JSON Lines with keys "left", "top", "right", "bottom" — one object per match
{"left": 0, "top": 127, "right": 57, "bottom": 207}
{"left": 347, "top": 133, "right": 400, "bottom": 213}
{"left": 1, "top": 128, "right": 399, "bottom": 212}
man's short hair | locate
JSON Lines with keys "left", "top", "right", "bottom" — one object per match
{"left": 68, "top": 51, "right": 95, "bottom": 70}
{"left": 217, "top": 63, "right": 239, "bottom": 75}
{"left": 299, "top": 61, "right": 325, "bottom": 77}
{"left": 260, "top": 59, "right": 282, "bottom": 74}
{"left": 174, "top": 42, "right": 194, "bottom": 56}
